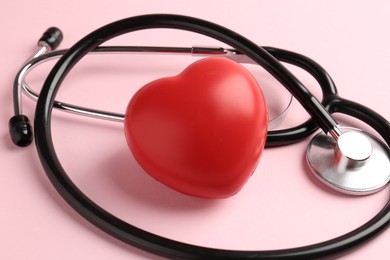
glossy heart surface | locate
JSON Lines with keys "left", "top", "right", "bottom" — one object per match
{"left": 124, "top": 57, "right": 268, "bottom": 198}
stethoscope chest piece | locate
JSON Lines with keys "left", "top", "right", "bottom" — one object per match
{"left": 307, "top": 127, "right": 390, "bottom": 195}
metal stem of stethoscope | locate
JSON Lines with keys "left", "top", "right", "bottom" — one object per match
{"left": 14, "top": 45, "right": 290, "bottom": 125}
{"left": 14, "top": 26, "right": 344, "bottom": 142}
{"left": 13, "top": 43, "right": 50, "bottom": 116}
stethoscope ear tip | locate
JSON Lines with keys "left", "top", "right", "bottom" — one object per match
{"left": 38, "top": 27, "right": 63, "bottom": 51}
{"left": 9, "top": 115, "right": 33, "bottom": 147}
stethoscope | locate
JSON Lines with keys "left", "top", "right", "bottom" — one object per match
{"left": 8, "top": 14, "right": 390, "bottom": 259}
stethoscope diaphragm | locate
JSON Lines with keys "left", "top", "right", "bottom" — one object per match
{"left": 307, "top": 127, "right": 390, "bottom": 195}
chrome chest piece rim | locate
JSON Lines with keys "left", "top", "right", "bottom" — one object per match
{"left": 307, "top": 127, "right": 390, "bottom": 195}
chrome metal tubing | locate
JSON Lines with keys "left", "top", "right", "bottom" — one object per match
{"left": 15, "top": 46, "right": 258, "bottom": 123}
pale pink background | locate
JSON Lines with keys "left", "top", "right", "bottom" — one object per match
{"left": 1, "top": 1, "right": 390, "bottom": 259}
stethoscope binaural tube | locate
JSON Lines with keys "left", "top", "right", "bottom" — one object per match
{"left": 32, "top": 14, "right": 390, "bottom": 259}
{"left": 11, "top": 45, "right": 337, "bottom": 148}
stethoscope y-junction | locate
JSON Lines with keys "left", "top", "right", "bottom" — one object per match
{"left": 9, "top": 14, "right": 390, "bottom": 259}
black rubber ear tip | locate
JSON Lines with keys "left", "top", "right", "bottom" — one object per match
{"left": 9, "top": 115, "right": 33, "bottom": 147}
{"left": 38, "top": 27, "right": 63, "bottom": 50}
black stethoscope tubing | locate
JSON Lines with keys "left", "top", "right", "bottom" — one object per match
{"left": 264, "top": 47, "right": 390, "bottom": 147}
{"left": 33, "top": 14, "right": 390, "bottom": 259}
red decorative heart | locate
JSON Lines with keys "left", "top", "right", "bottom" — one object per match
{"left": 124, "top": 57, "right": 268, "bottom": 198}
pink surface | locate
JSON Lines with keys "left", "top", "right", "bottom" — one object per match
{"left": 1, "top": 1, "right": 389, "bottom": 259}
